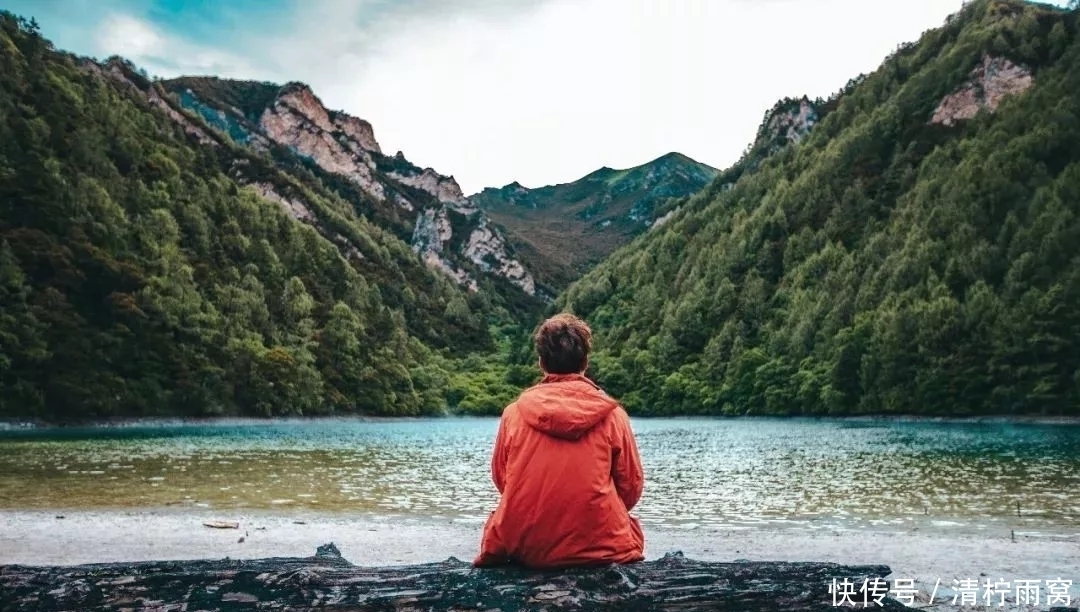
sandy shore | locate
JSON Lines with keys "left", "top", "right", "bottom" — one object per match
{"left": 2, "top": 510, "right": 1078, "bottom": 610}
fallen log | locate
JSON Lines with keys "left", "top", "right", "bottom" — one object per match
{"left": 0, "top": 542, "right": 913, "bottom": 611}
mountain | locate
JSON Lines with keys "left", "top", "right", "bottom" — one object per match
{"left": 152, "top": 77, "right": 543, "bottom": 303}
{"left": 471, "top": 152, "right": 718, "bottom": 289}
{"left": 0, "top": 12, "right": 535, "bottom": 421}
{"left": 560, "top": 0, "right": 1080, "bottom": 417}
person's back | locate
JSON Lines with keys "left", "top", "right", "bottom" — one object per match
{"left": 474, "top": 313, "right": 645, "bottom": 570}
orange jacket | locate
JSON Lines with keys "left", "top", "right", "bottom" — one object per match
{"left": 474, "top": 373, "right": 645, "bottom": 569}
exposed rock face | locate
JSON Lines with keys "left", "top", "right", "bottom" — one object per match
{"left": 394, "top": 193, "right": 415, "bottom": 212}
{"left": 651, "top": 207, "right": 679, "bottom": 229}
{"left": 464, "top": 217, "right": 536, "bottom": 295}
{"left": 410, "top": 209, "right": 478, "bottom": 291}
{"left": 79, "top": 61, "right": 538, "bottom": 304}
{"left": 764, "top": 97, "right": 819, "bottom": 146}
{"left": 410, "top": 207, "right": 536, "bottom": 296}
{"left": 332, "top": 234, "right": 364, "bottom": 262}
{"left": 249, "top": 182, "right": 315, "bottom": 222}
{"left": 124, "top": 75, "right": 540, "bottom": 299}
{"left": 423, "top": 251, "right": 478, "bottom": 293}
{"left": 411, "top": 208, "right": 454, "bottom": 256}
{"left": 329, "top": 111, "right": 381, "bottom": 154}
{"left": 258, "top": 84, "right": 386, "bottom": 201}
{"left": 389, "top": 167, "right": 472, "bottom": 209}
{"left": 240, "top": 84, "right": 534, "bottom": 296}
{"left": 931, "top": 55, "right": 1033, "bottom": 126}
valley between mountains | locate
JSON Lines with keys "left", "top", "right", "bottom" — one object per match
{"left": 1, "top": 0, "right": 1079, "bottom": 421}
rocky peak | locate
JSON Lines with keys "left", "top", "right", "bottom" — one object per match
{"left": 264, "top": 83, "right": 382, "bottom": 153}
{"left": 274, "top": 82, "right": 336, "bottom": 133}
{"left": 652, "top": 152, "right": 692, "bottom": 167}
{"left": 257, "top": 84, "right": 386, "bottom": 201}
{"left": 930, "top": 55, "right": 1033, "bottom": 126}
{"left": 254, "top": 84, "right": 531, "bottom": 294}
{"left": 248, "top": 84, "right": 532, "bottom": 294}
{"left": 148, "top": 75, "right": 538, "bottom": 299}
{"left": 762, "top": 96, "right": 819, "bottom": 146}
{"left": 388, "top": 166, "right": 472, "bottom": 210}
{"left": 329, "top": 110, "right": 381, "bottom": 154}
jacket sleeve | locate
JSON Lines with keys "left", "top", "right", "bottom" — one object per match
{"left": 491, "top": 408, "right": 511, "bottom": 494}
{"left": 610, "top": 408, "right": 644, "bottom": 511}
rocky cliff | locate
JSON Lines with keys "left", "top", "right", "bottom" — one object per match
{"left": 737, "top": 96, "right": 827, "bottom": 168}
{"left": 155, "top": 78, "right": 538, "bottom": 299}
{"left": 931, "top": 55, "right": 1034, "bottom": 125}
{"left": 761, "top": 97, "right": 820, "bottom": 148}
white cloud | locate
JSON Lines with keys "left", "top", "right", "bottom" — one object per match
{"left": 299, "top": 0, "right": 974, "bottom": 193}
{"left": 94, "top": 13, "right": 268, "bottom": 80}
{"left": 88, "top": 0, "right": 1071, "bottom": 194}
{"left": 96, "top": 14, "right": 162, "bottom": 58}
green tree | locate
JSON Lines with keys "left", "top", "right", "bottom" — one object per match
{"left": 559, "top": 0, "right": 1080, "bottom": 418}
{"left": 0, "top": 241, "right": 48, "bottom": 413}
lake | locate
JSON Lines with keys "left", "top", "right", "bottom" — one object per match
{"left": 1, "top": 417, "right": 1078, "bottom": 533}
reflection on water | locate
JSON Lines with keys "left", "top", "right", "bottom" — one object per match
{"left": 1, "top": 417, "right": 1078, "bottom": 530}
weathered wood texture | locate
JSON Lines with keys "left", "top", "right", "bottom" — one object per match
{"left": 1, "top": 542, "right": 914, "bottom": 611}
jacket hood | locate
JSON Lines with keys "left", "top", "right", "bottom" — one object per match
{"left": 516, "top": 373, "right": 620, "bottom": 441}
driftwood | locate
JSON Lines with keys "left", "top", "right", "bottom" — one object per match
{"left": 0, "top": 542, "right": 914, "bottom": 611}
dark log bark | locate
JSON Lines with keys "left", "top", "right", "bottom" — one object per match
{"left": 1, "top": 542, "right": 914, "bottom": 611}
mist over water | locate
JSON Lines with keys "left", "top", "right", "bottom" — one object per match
{"left": 1, "top": 417, "right": 1078, "bottom": 533}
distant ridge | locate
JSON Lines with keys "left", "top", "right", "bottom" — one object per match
{"left": 471, "top": 152, "right": 718, "bottom": 289}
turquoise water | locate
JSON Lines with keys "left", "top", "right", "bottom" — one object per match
{"left": 1, "top": 417, "right": 1078, "bottom": 531}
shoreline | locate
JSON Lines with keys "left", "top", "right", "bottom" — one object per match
{"left": 5, "top": 413, "right": 1080, "bottom": 431}
{"left": 0, "top": 504, "right": 1074, "bottom": 539}
{"left": 2, "top": 508, "right": 1077, "bottom": 610}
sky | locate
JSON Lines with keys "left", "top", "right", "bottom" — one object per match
{"left": 6, "top": 0, "right": 1071, "bottom": 194}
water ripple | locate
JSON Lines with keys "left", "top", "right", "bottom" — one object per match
{"left": 0, "top": 417, "right": 1078, "bottom": 530}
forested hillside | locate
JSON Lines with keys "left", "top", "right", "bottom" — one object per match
{"left": 0, "top": 13, "right": 529, "bottom": 421}
{"left": 561, "top": 0, "right": 1080, "bottom": 417}
{"left": 5, "top": 0, "right": 1079, "bottom": 422}
{"left": 153, "top": 76, "right": 547, "bottom": 304}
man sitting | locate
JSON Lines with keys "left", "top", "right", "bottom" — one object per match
{"left": 474, "top": 313, "right": 645, "bottom": 569}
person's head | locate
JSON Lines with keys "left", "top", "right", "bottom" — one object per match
{"left": 534, "top": 313, "right": 592, "bottom": 375}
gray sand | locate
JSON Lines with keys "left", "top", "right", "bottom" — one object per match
{"left": 2, "top": 510, "right": 1078, "bottom": 610}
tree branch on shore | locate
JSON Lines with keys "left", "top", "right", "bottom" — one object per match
{"left": 0, "top": 542, "right": 915, "bottom": 611}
